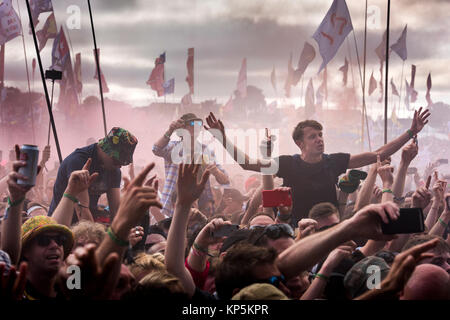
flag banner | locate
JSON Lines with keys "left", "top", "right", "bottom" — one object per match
{"left": 36, "top": 12, "right": 57, "bottom": 51}
{"left": 186, "top": 47, "right": 194, "bottom": 94}
{"left": 313, "top": 0, "right": 353, "bottom": 73}
{"left": 339, "top": 57, "right": 348, "bottom": 86}
{"left": 163, "top": 78, "right": 175, "bottom": 95}
{"left": 368, "top": 71, "right": 377, "bottom": 96}
{"left": 284, "top": 52, "right": 294, "bottom": 98}
{"left": 58, "top": 58, "right": 79, "bottom": 116}
{"left": 292, "top": 41, "right": 316, "bottom": 85}
{"left": 51, "top": 27, "right": 69, "bottom": 72}
{"left": 181, "top": 93, "right": 192, "bottom": 108}
{"left": 74, "top": 52, "right": 82, "bottom": 95}
{"left": 390, "top": 25, "right": 407, "bottom": 61}
{"left": 316, "top": 67, "right": 327, "bottom": 107}
{"left": 270, "top": 65, "right": 277, "bottom": 93}
{"left": 425, "top": 73, "right": 432, "bottom": 107}
{"left": 375, "top": 30, "right": 387, "bottom": 61}
{"left": 147, "top": 52, "right": 165, "bottom": 96}
{"left": 0, "top": 0, "right": 21, "bottom": 46}
{"left": 30, "top": 0, "right": 53, "bottom": 28}
{"left": 93, "top": 48, "right": 109, "bottom": 93}
{"left": 236, "top": 58, "right": 247, "bottom": 98}
{"left": 305, "top": 78, "right": 315, "bottom": 118}
{"left": 410, "top": 64, "right": 418, "bottom": 102}
{"left": 390, "top": 78, "right": 399, "bottom": 97}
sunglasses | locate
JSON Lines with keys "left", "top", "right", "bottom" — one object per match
{"left": 186, "top": 120, "right": 203, "bottom": 127}
{"left": 261, "top": 274, "right": 286, "bottom": 288}
{"left": 262, "top": 224, "right": 295, "bottom": 239}
{"left": 36, "top": 234, "right": 67, "bottom": 247}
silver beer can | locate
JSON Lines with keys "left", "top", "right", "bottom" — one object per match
{"left": 17, "top": 144, "right": 39, "bottom": 186}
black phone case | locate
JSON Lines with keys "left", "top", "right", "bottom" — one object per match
{"left": 211, "top": 225, "right": 239, "bottom": 238}
{"left": 381, "top": 208, "right": 424, "bottom": 235}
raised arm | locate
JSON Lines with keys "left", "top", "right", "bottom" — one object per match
{"left": 354, "top": 163, "right": 378, "bottom": 212}
{"left": 392, "top": 141, "right": 418, "bottom": 199}
{"left": 348, "top": 108, "right": 430, "bottom": 169}
{"left": 165, "top": 163, "right": 210, "bottom": 297}
{"left": 429, "top": 193, "right": 450, "bottom": 238}
{"left": 425, "top": 175, "right": 446, "bottom": 231}
{"left": 152, "top": 119, "right": 184, "bottom": 158}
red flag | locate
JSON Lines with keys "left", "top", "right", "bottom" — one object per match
{"left": 236, "top": 58, "right": 247, "bottom": 98}
{"left": 292, "top": 42, "right": 315, "bottom": 85}
{"left": 147, "top": 53, "right": 165, "bottom": 97}
{"left": 36, "top": 12, "right": 57, "bottom": 51}
{"left": 186, "top": 48, "right": 194, "bottom": 94}
{"left": 74, "top": 53, "right": 82, "bottom": 95}
{"left": 93, "top": 48, "right": 109, "bottom": 93}
{"left": 425, "top": 73, "right": 432, "bottom": 107}
{"left": 51, "top": 27, "right": 69, "bottom": 71}
{"left": 58, "top": 58, "right": 79, "bottom": 116}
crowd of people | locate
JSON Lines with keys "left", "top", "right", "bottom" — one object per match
{"left": 0, "top": 106, "right": 449, "bottom": 301}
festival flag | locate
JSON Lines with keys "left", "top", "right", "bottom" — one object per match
{"left": 163, "top": 78, "right": 175, "bottom": 95}
{"left": 36, "top": 12, "right": 57, "bottom": 51}
{"left": 51, "top": 27, "right": 69, "bottom": 72}
{"left": 305, "top": 78, "right": 315, "bottom": 118}
{"left": 316, "top": 67, "right": 327, "bottom": 107}
{"left": 236, "top": 58, "right": 247, "bottom": 98}
{"left": 58, "top": 57, "right": 79, "bottom": 116}
{"left": 390, "top": 25, "right": 407, "bottom": 61}
{"left": 425, "top": 73, "right": 432, "bottom": 107}
{"left": 74, "top": 53, "right": 82, "bottom": 95}
{"left": 93, "top": 48, "right": 109, "bottom": 93}
{"left": 410, "top": 64, "right": 418, "bottom": 102}
{"left": 30, "top": 0, "right": 53, "bottom": 28}
{"left": 270, "top": 65, "right": 277, "bottom": 93}
{"left": 147, "top": 52, "right": 165, "bottom": 97}
{"left": 284, "top": 52, "right": 294, "bottom": 98}
{"left": 223, "top": 95, "right": 233, "bottom": 112}
{"left": 32, "top": 58, "right": 36, "bottom": 80}
{"left": 375, "top": 30, "right": 387, "bottom": 61}
{"left": 339, "top": 57, "right": 348, "bottom": 86}
{"left": 181, "top": 93, "right": 192, "bottom": 108}
{"left": 390, "top": 78, "right": 399, "bottom": 97}
{"left": 292, "top": 41, "right": 316, "bottom": 85}
{"left": 313, "top": 0, "right": 353, "bottom": 73}
{"left": 0, "top": 0, "right": 21, "bottom": 45}
{"left": 186, "top": 48, "right": 194, "bottom": 94}
{"left": 368, "top": 71, "right": 377, "bottom": 96}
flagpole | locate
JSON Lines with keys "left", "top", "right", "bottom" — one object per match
{"left": 0, "top": 44, "right": 4, "bottom": 145}
{"left": 361, "top": 0, "right": 368, "bottom": 152}
{"left": 24, "top": 0, "right": 63, "bottom": 163}
{"left": 398, "top": 60, "right": 405, "bottom": 117}
{"left": 384, "top": 0, "right": 391, "bottom": 145}
{"left": 87, "top": 0, "right": 107, "bottom": 136}
{"left": 16, "top": 0, "right": 36, "bottom": 144}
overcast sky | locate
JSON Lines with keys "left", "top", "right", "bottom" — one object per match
{"left": 4, "top": 0, "right": 450, "bottom": 118}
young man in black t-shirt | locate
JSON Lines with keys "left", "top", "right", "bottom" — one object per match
{"left": 205, "top": 108, "right": 431, "bottom": 224}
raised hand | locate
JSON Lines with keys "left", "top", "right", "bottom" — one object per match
{"left": 194, "top": 218, "right": 232, "bottom": 248}
{"left": 205, "top": 112, "right": 225, "bottom": 140}
{"left": 412, "top": 186, "right": 432, "bottom": 209}
{"left": 377, "top": 155, "right": 394, "bottom": 187}
{"left": 128, "top": 226, "right": 144, "bottom": 247}
{"left": 7, "top": 145, "right": 37, "bottom": 202}
{"left": 409, "top": 107, "right": 431, "bottom": 135}
{"left": 66, "top": 158, "right": 99, "bottom": 196}
{"left": 39, "top": 145, "right": 51, "bottom": 167}
{"left": 0, "top": 262, "right": 28, "bottom": 300}
{"left": 297, "top": 218, "right": 318, "bottom": 239}
{"left": 431, "top": 171, "right": 447, "bottom": 204}
{"left": 401, "top": 141, "right": 418, "bottom": 165}
{"left": 175, "top": 163, "right": 210, "bottom": 208}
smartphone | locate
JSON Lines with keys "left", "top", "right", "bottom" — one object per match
{"left": 211, "top": 224, "right": 239, "bottom": 238}
{"left": 262, "top": 189, "right": 292, "bottom": 207}
{"left": 406, "top": 167, "right": 418, "bottom": 175}
{"left": 381, "top": 208, "right": 424, "bottom": 235}
{"left": 437, "top": 159, "right": 448, "bottom": 165}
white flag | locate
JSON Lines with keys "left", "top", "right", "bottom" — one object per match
{"left": 236, "top": 58, "right": 247, "bottom": 98}
{"left": 313, "top": 0, "right": 353, "bottom": 73}
{"left": 0, "top": 0, "right": 21, "bottom": 46}
{"left": 390, "top": 25, "right": 407, "bottom": 61}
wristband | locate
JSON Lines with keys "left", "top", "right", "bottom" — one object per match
{"left": 63, "top": 193, "right": 79, "bottom": 204}
{"left": 382, "top": 189, "right": 393, "bottom": 194}
{"left": 193, "top": 242, "right": 213, "bottom": 257}
{"left": 164, "top": 132, "right": 171, "bottom": 139}
{"left": 407, "top": 129, "right": 414, "bottom": 139}
{"left": 438, "top": 218, "right": 447, "bottom": 228}
{"left": 107, "top": 227, "right": 129, "bottom": 247}
{"left": 7, "top": 196, "right": 25, "bottom": 207}
{"left": 315, "top": 273, "right": 329, "bottom": 281}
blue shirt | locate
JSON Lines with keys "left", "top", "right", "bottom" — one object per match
{"left": 48, "top": 143, "right": 121, "bottom": 217}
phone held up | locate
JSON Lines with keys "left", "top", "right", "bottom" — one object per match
{"left": 381, "top": 208, "right": 424, "bottom": 235}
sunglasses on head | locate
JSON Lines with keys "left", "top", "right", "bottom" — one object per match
{"left": 262, "top": 224, "right": 295, "bottom": 239}
{"left": 36, "top": 234, "right": 67, "bottom": 247}
{"left": 186, "top": 120, "right": 203, "bottom": 127}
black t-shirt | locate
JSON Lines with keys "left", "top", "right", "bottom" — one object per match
{"left": 48, "top": 143, "right": 121, "bottom": 220}
{"left": 275, "top": 153, "right": 350, "bottom": 224}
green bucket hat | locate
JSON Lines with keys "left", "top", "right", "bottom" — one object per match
{"left": 338, "top": 169, "right": 368, "bottom": 194}
{"left": 98, "top": 127, "right": 138, "bottom": 165}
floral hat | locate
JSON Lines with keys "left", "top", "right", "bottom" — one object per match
{"left": 98, "top": 127, "right": 138, "bottom": 165}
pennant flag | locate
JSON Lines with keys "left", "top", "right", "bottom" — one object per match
{"left": 74, "top": 53, "right": 82, "bottom": 95}
{"left": 390, "top": 25, "right": 407, "bottom": 61}
{"left": 0, "top": 0, "right": 21, "bottom": 45}
{"left": 313, "top": 0, "right": 353, "bottom": 73}
{"left": 58, "top": 56, "right": 79, "bottom": 116}
{"left": 339, "top": 57, "right": 348, "bottom": 86}
{"left": 93, "top": 48, "right": 109, "bottom": 93}
{"left": 270, "top": 65, "right": 277, "bottom": 93}
{"left": 223, "top": 95, "right": 233, "bottom": 112}
{"left": 375, "top": 30, "right": 387, "bottom": 61}
{"left": 30, "top": 0, "right": 53, "bottom": 28}
{"left": 368, "top": 71, "right": 377, "bottom": 96}
{"left": 425, "top": 73, "right": 432, "bottom": 107}
{"left": 377, "top": 60, "right": 384, "bottom": 103}
{"left": 236, "top": 58, "right": 247, "bottom": 98}
{"left": 163, "top": 78, "right": 175, "bottom": 95}
{"left": 186, "top": 48, "right": 194, "bottom": 94}
{"left": 36, "top": 12, "right": 57, "bottom": 51}
{"left": 410, "top": 64, "right": 418, "bottom": 102}
{"left": 284, "top": 52, "right": 294, "bottom": 98}
{"left": 51, "top": 27, "right": 69, "bottom": 72}
{"left": 181, "top": 93, "right": 192, "bottom": 108}
{"left": 390, "top": 78, "right": 399, "bottom": 97}
{"left": 292, "top": 41, "right": 316, "bottom": 85}
{"left": 147, "top": 52, "right": 165, "bottom": 97}
{"left": 305, "top": 78, "right": 315, "bottom": 118}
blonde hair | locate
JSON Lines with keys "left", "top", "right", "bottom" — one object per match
{"left": 71, "top": 220, "right": 106, "bottom": 247}
{"left": 128, "top": 252, "right": 166, "bottom": 280}
{"left": 139, "top": 270, "right": 185, "bottom": 294}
